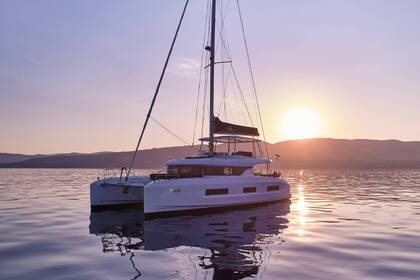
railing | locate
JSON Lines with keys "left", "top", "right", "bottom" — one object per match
{"left": 119, "top": 167, "right": 127, "bottom": 184}
{"left": 150, "top": 173, "right": 178, "bottom": 181}
{"left": 254, "top": 170, "right": 281, "bottom": 178}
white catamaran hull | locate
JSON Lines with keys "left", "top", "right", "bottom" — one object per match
{"left": 90, "top": 176, "right": 150, "bottom": 208}
{"left": 143, "top": 175, "right": 291, "bottom": 217}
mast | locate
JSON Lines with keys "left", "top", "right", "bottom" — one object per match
{"left": 208, "top": 0, "right": 216, "bottom": 156}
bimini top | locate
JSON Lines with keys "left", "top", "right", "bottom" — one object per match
{"left": 165, "top": 154, "right": 270, "bottom": 167}
{"left": 198, "top": 135, "right": 260, "bottom": 144}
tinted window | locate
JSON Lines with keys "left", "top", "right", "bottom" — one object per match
{"left": 167, "top": 166, "right": 178, "bottom": 176}
{"left": 168, "top": 166, "right": 248, "bottom": 177}
{"left": 180, "top": 166, "right": 192, "bottom": 176}
{"left": 204, "top": 167, "right": 224, "bottom": 176}
{"left": 232, "top": 167, "right": 247, "bottom": 175}
{"left": 224, "top": 167, "right": 232, "bottom": 175}
{"left": 206, "top": 188, "right": 229, "bottom": 195}
{"left": 167, "top": 166, "right": 203, "bottom": 178}
{"left": 243, "top": 187, "right": 256, "bottom": 193}
{"left": 204, "top": 167, "right": 248, "bottom": 176}
{"left": 267, "top": 185, "right": 279, "bottom": 191}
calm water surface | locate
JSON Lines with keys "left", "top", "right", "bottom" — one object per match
{"left": 0, "top": 169, "right": 419, "bottom": 280}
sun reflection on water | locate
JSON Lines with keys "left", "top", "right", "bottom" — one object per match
{"left": 296, "top": 184, "right": 308, "bottom": 236}
{"left": 294, "top": 169, "right": 309, "bottom": 238}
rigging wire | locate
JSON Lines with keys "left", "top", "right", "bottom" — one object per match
{"left": 207, "top": 1, "right": 252, "bottom": 125}
{"left": 230, "top": 65, "right": 255, "bottom": 126}
{"left": 216, "top": 0, "right": 232, "bottom": 120}
{"left": 202, "top": 0, "right": 255, "bottom": 144}
{"left": 199, "top": 1, "right": 212, "bottom": 148}
{"left": 219, "top": 0, "right": 226, "bottom": 119}
{"left": 200, "top": 64, "right": 209, "bottom": 140}
{"left": 217, "top": 68, "right": 232, "bottom": 116}
{"left": 150, "top": 116, "right": 191, "bottom": 146}
{"left": 236, "top": 0, "right": 271, "bottom": 163}
{"left": 125, "top": 0, "right": 190, "bottom": 180}
{"left": 230, "top": 70, "right": 250, "bottom": 124}
{"left": 216, "top": 20, "right": 255, "bottom": 127}
{"left": 192, "top": 0, "right": 211, "bottom": 146}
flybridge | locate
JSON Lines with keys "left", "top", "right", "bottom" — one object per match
{"left": 165, "top": 155, "right": 270, "bottom": 168}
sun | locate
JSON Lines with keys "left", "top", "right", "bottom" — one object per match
{"left": 281, "top": 107, "right": 321, "bottom": 140}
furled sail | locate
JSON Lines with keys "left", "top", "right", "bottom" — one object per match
{"left": 214, "top": 117, "right": 259, "bottom": 136}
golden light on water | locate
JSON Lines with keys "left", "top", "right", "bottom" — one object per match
{"left": 297, "top": 185, "right": 307, "bottom": 221}
{"left": 297, "top": 187, "right": 307, "bottom": 217}
{"left": 296, "top": 181, "right": 308, "bottom": 237}
{"left": 281, "top": 107, "right": 321, "bottom": 140}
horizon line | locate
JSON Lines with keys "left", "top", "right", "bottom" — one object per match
{"left": 2, "top": 137, "right": 420, "bottom": 156}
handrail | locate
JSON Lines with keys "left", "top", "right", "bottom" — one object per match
{"left": 119, "top": 167, "right": 127, "bottom": 184}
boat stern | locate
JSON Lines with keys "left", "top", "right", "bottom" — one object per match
{"left": 90, "top": 177, "right": 148, "bottom": 209}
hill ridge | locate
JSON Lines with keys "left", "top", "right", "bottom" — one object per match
{"left": 1, "top": 138, "right": 420, "bottom": 169}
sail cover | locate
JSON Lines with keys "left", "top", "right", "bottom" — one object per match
{"left": 214, "top": 117, "right": 259, "bottom": 136}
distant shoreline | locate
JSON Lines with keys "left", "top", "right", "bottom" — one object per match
{"left": 2, "top": 138, "right": 420, "bottom": 169}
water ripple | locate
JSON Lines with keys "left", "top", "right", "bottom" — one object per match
{"left": 0, "top": 169, "right": 420, "bottom": 279}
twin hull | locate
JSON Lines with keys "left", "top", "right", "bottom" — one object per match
{"left": 144, "top": 176, "right": 290, "bottom": 215}
{"left": 91, "top": 176, "right": 291, "bottom": 215}
{"left": 90, "top": 176, "right": 148, "bottom": 207}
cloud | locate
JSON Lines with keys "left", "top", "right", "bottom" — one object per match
{"left": 169, "top": 57, "right": 201, "bottom": 78}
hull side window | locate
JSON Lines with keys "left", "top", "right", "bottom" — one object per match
{"left": 206, "top": 188, "right": 229, "bottom": 195}
{"left": 243, "top": 187, "right": 256, "bottom": 193}
{"left": 267, "top": 185, "right": 279, "bottom": 191}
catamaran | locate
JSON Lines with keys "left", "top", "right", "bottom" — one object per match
{"left": 90, "top": 0, "right": 291, "bottom": 218}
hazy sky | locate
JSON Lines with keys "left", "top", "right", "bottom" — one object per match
{"left": 1, "top": 0, "right": 420, "bottom": 154}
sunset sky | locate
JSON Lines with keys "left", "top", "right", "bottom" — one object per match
{"left": 1, "top": 0, "right": 420, "bottom": 154}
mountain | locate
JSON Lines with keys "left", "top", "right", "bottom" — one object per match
{"left": 0, "top": 153, "right": 45, "bottom": 164}
{"left": 1, "top": 139, "right": 420, "bottom": 169}
{"left": 0, "top": 146, "right": 199, "bottom": 169}
{"left": 0, "top": 152, "right": 88, "bottom": 164}
{"left": 269, "top": 138, "right": 420, "bottom": 169}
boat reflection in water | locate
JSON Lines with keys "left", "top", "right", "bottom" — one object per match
{"left": 89, "top": 202, "right": 290, "bottom": 279}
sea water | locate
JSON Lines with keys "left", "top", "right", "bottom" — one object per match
{"left": 0, "top": 169, "right": 419, "bottom": 280}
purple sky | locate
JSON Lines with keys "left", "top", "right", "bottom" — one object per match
{"left": 1, "top": 0, "right": 420, "bottom": 154}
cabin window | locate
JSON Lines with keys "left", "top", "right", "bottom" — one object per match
{"left": 167, "top": 166, "right": 249, "bottom": 177}
{"left": 204, "top": 167, "right": 224, "bottom": 176}
{"left": 167, "top": 166, "right": 203, "bottom": 178}
{"left": 243, "top": 187, "right": 256, "bottom": 193}
{"left": 180, "top": 166, "right": 192, "bottom": 176}
{"left": 204, "top": 166, "right": 248, "bottom": 176}
{"left": 232, "top": 167, "right": 247, "bottom": 175}
{"left": 167, "top": 166, "right": 179, "bottom": 176}
{"left": 206, "top": 188, "right": 229, "bottom": 195}
{"left": 267, "top": 185, "right": 279, "bottom": 191}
